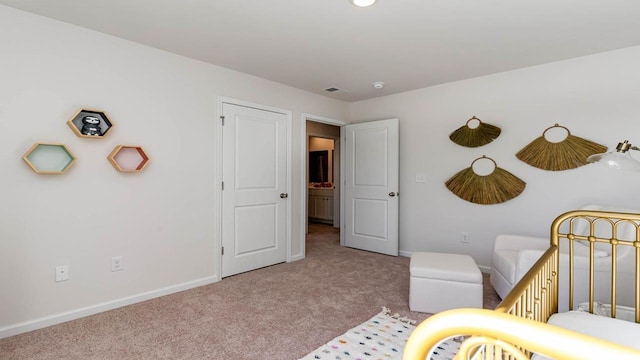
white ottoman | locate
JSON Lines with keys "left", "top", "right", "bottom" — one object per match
{"left": 409, "top": 252, "right": 483, "bottom": 313}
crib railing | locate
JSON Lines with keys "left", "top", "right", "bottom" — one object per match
{"left": 549, "top": 210, "right": 640, "bottom": 322}
{"left": 403, "top": 308, "right": 640, "bottom": 360}
{"left": 493, "top": 245, "right": 559, "bottom": 358}
{"left": 495, "top": 246, "right": 559, "bottom": 322}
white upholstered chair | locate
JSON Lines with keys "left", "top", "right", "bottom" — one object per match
{"left": 490, "top": 205, "right": 640, "bottom": 311}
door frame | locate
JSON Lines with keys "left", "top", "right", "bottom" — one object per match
{"left": 215, "top": 97, "right": 292, "bottom": 279}
{"left": 299, "top": 113, "right": 349, "bottom": 261}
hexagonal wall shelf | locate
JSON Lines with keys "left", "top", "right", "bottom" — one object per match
{"left": 67, "top": 109, "right": 114, "bottom": 138}
{"left": 108, "top": 145, "right": 150, "bottom": 172}
{"left": 22, "top": 143, "right": 76, "bottom": 174}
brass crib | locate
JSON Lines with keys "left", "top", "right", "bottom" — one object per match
{"left": 404, "top": 209, "right": 640, "bottom": 359}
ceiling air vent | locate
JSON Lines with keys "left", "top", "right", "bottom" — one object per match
{"left": 324, "top": 87, "right": 344, "bottom": 93}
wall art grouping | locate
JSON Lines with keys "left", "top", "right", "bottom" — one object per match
{"left": 445, "top": 117, "right": 606, "bottom": 205}
{"left": 22, "top": 108, "right": 150, "bottom": 174}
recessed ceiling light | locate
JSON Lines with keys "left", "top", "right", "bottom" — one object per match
{"left": 372, "top": 82, "right": 384, "bottom": 89}
{"left": 350, "top": 0, "right": 377, "bottom": 7}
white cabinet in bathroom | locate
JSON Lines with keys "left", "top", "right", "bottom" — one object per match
{"left": 308, "top": 188, "right": 334, "bottom": 223}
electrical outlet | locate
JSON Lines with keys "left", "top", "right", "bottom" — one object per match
{"left": 111, "top": 256, "right": 124, "bottom": 272}
{"left": 461, "top": 232, "right": 470, "bottom": 243}
{"left": 55, "top": 265, "right": 69, "bottom": 282}
{"left": 415, "top": 174, "right": 426, "bottom": 183}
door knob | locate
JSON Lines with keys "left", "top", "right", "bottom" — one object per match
{"left": 389, "top": 192, "right": 396, "bottom": 197}
{"left": 280, "top": 193, "right": 288, "bottom": 198}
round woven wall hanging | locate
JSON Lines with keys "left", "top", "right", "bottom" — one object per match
{"left": 516, "top": 124, "right": 607, "bottom": 171}
{"left": 445, "top": 155, "right": 526, "bottom": 205}
{"left": 449, "top": 116, "right": 501, "bottom": 148}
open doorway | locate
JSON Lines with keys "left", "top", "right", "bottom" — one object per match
{"left": 299, "top": 113, "right": 348, "bottom": 260}
{"left": 308, "top": 135, "right": 335, "bottom": 226}
{"left": 306, "top": 122, "right": 340, "bottom": 235}
{"left": 300, "top": 115, "right": 399, "bottom": 259}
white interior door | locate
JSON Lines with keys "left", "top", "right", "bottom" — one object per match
{"left": 344, "top": 118, "right": 399, "bottom": 256}
{"left": 221, "top": 102, "right": 288, "bottom": 277}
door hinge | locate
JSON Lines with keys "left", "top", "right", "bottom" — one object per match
{"left": 221, "top": 246, "right": 224, "bottom": 255}
{"left": 221, "top": 181, "right": 224, "bottom": 190}
{"left": 220, "top": 115, "right": 225, "bottom": 126}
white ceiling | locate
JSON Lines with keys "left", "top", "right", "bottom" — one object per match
{"left": 3, "top": 0, "right": 640, "bottom": 102}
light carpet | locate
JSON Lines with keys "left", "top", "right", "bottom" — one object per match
{"left": 0, "top": 223, "right": 498, "bottom": 359}
{"left": 300, "top": 307, "right": 461, "bottom": 360}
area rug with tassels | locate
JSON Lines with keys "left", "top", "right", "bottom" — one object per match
{"left": 299, "top": 307, "right": 462, "bottom": 360}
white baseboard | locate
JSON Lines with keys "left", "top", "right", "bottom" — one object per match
{"left": 0, "top": 275, "right": 218, "bottom": 340}
{"left": 290, "top": 253, "right": 305, "bottom": 262}
{"left": 399, "top": 250, "right": 412, "bottom": 257}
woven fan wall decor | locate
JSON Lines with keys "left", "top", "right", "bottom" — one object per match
{"left": 516, "top": 124, "right": 607, "bottom": 171}
{"left": 449, "top": 116, "right": 501, "bottom": 147}
{"left": 445, "top": 155, "right": 526, "bottom": 205}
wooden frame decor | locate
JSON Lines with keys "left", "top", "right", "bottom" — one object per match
{"left": 445, "top": 155, "right": 526, "bottom": 204}
{"left": 22, "top": 143, "right": 76, "bottom": 174}
{"left": 67, "top": 109, "right": 114, "bottom": 138}
{"left": 516, "top": 123, "right": 607, "bottom": 171}
{"left": 449, "top": 116, "right": 501, "bottom": 148}
{"left": 107, "top": 145, "right": 150, "bottom": 172}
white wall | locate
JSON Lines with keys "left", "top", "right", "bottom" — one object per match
{"left": 0, "top": 6, "right": 348, "bottom": 337}
{"left": 309, "top": 137, "right": 335, "bottom": 151}
{"left": 349, "top": 46, "right": 640, "bottom": 270}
